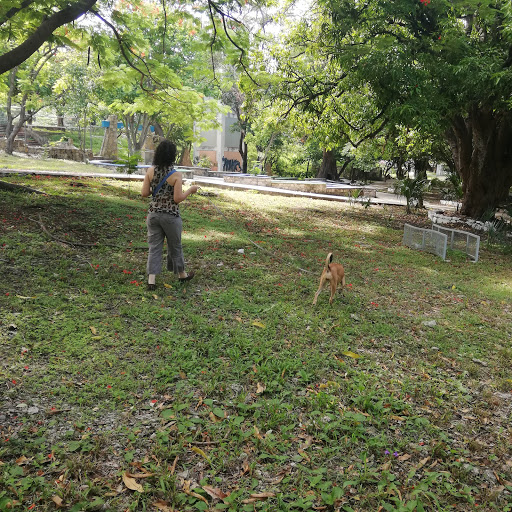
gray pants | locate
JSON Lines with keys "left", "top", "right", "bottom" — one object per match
{"left": 146, "top": 212, "right": 185, "bottom": 275}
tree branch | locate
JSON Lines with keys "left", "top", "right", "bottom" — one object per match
{"left": 208, "top": 0, "right": 260, "bottom": 86}
{"left": 0, "top": 0, "right": 98, "bottom": 75}
{"left": 0, "top": 0, "right": 37, "bottom": 27}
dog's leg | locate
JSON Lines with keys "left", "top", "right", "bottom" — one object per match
{"left": 329, "top": 278, "right": 337, "bottom": 304}
{"left": 312, "top": 276, "right": 326, "bottom": 305}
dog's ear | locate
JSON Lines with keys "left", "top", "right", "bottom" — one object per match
{"left": 329, "top": 253, "right": 333, "bottom": 264}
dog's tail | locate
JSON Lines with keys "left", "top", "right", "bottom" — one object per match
{"left": 325, "top": 252, "right": 333, "bottom": 270}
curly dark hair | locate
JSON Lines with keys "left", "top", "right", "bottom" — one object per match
{"left": 153, "top": 139, "right": 177, "bottom": 169}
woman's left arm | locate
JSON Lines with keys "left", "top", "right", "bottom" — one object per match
{"left": 141, "top": 167, "right": 154, "bottom": 197}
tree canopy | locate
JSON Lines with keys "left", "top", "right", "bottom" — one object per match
{"left": 244, "top": 0, "right": 512, "bottom": 216}
{"left": 2, "top": 0, "right": 512, "bottom": 217}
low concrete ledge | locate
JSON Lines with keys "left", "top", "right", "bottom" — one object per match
{"left": 224, "top": 174, "right": 272, "bottom": 186}
{"left": 324, "top": 186, "right": 377, "bottom": 198}
{"left": 270, "top": 180, "right": 326, "bottom": 193}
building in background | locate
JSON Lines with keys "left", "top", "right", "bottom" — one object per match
{"left": 193, "top": 111, "right": 242, "bottom": 171}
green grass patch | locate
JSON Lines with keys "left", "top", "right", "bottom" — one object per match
{"left": 1, "top": 173, "right": 511, "bottom": 511}
{"left": 0, "top": 154, "right": 126, "bottom": 174}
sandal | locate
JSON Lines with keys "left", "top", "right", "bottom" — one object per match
{"left": 178, "top": 271, "right": 195, "bottom": 283}
{"left": 147, "top": 283, "right": 156, "bottom": 291}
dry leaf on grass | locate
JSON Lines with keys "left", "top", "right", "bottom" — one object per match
{"left": 253, "top": 426, "right": 264, "bottom": 440}
{"left": 182, "top": 479, "right": 208, "bottom": 504}
{"left": 242, "top": 492, "right": 275, "bottom": 504}
{"left": 122, "top": 471, "right": 144, "bottom": 492}
{"left": 52, "top": 495, "right": 64, "bottom": 507}
{"left": 127, "top": 472, "right": 155, "bottom": 478}
{"left": 202, "top": 485, "right": 229, "bottom": 501}
{"left": 241, "top": 459, "right": 250, "bottom": 476}
{"left": 152, "top": 499, "right": 173, "bottom": 511}
{"left": 256, "top": 382, "right": 266, "bottom": 394}
{"left": 169, "top": 455, "right": 178, "bottom": 475}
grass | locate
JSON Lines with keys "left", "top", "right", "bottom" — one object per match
{"left": 1, "top": 172, "right": 511, "bottom": 512}
{"left": 0, "top": 154, "right": 121, "bottom": 174}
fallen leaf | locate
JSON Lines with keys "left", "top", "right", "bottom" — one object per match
{"left": 127, "top": 472, "right": 155, "bottom": 478}
{"left": 416, "top": 456, "right": 430, "bottom": 469}
{"left": 242, "top": 492, "right": 275, "bottom": 504}
{"left": 170, "top": 456, "right": 178, "bottom": 475}
{"left": 163, "top": 283, "right": 173, "bottom": 289}
{"left": 182, "top": 479, "right": 208, "bottom": 504}
{"left": 342, "top": 351, "right": 361, "bottom": 359}
{"left": 241, "top": 459, "right": 250, "bottom": 475}
{"left": 390, "top": 415, "right": 407, "bottom": 422}
{"left": 89, "top": 326, "right": 97, "bottom": 335}
{"left": 252, "top": 321, "right": 265, "bottom": 328}
{"left": 52, "top": 496, "right": 63, "bottom": 507}
{"left": 16, "top": 295, "right": 37, "bottom": 299}
{"left": 91, "top": 336, "right": 102, "bottom": 340}
{"left": 16, "top": 456, "right": 31, "bottom": 465}
{"left": 152, "top": 294, "right": 159, "bottom": 300}
{"left": 122, "top": 471, "right": 144, "bottom": 492}
{"left": 298, "top": 449, "right": 311, "bottom": 462}
{"left": 253, "top": 426, "right": 264, "bottom": 440}
{"left": 398, "top": 454, "right": 412, "bottom": 462}
{"left": 191, "top": 446, "right": 211, "bottom": 463}
{"left": 299, "top": 435, "right": 313, "bottom": 450}
{"left": 152, "top": 500, "right": 173, "bottom": 512}
{"left": 256, "top": 382, "right": 266, "bottom": 394}
{"left": 202, "top": 485, "right": 229, "bottom": 501}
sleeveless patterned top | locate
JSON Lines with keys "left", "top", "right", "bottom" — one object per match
{"left": 148, "top": 166, "right": 180, "bottom": 216}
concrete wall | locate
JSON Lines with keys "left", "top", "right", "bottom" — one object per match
{"left": 194, "top": 111, "right": 242, "bottom": 170}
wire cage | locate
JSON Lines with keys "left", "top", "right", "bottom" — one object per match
{"left": 403, "top": 223, "right": 447, "bottom": 260}
{"left": 432, "top": 224, "right": 480, "bottom": 262}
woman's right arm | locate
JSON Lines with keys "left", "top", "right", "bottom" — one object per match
{"left": 172, "top": 173, "right": 199, "bottom": 203}
{"left": 141, "top": 167, "right": 154, "bottom": 197}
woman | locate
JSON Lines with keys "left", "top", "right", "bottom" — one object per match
{"left": 141, "top": 139, "right": 199, "bottom": 290}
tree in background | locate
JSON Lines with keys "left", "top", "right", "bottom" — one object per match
{"left": 1, "top": 0, "right": 243, "bottom": 158}
{"left": 2, "top": 43, "right": 59, "bottom": 154}
{"left": 318, "top": 0, "right": 512, "bottom": 218}
{"left": 243, "top": 7, "right": 388, "bottom": 182}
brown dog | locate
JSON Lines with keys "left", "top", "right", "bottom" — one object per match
{"left": 312, "top": 253, "right": 345, "bottom": 305}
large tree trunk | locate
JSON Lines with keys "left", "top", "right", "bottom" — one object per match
{"left": 447, "top": 105, "right": 512, "bottom": 218}
{"left": 413, "top": 157, "right": 429, "bottom": 179}
{"left": 179, "top": 145, "right": 193, "bottom": 166}
{"left": 316, "top": 149, "right": 337, "bottom": 180}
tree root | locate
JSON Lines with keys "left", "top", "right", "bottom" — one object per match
{"left": 29, "top": 213, "right": 147, "bottom": 250}
{"left": 0, "top": 179, "right": 45, "bottom": 194}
